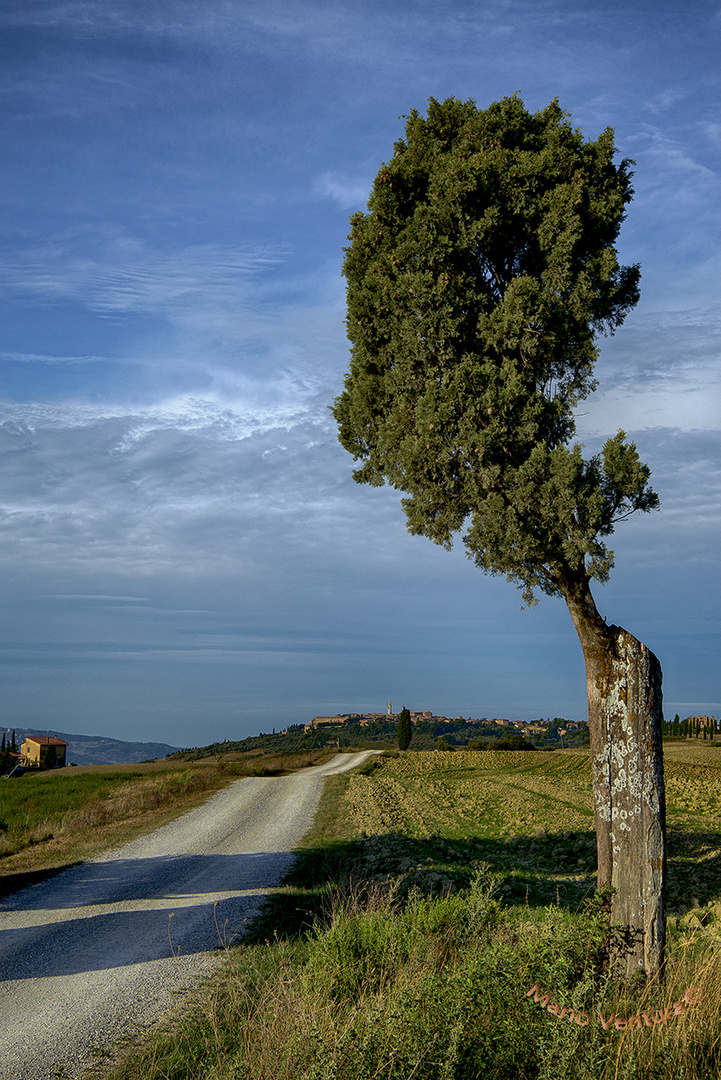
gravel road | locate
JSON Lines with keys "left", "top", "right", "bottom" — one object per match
{"left": 0, "top": 751, "right": 376, "bottom": 1080}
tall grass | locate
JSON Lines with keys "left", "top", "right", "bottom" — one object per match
{"left": 0, "top": 750, "right": 333, "bottom": 874}
{"left": 103, "top": 868, "right": 721, "bottom": 1080}
{"left": 0, "top": 768, "right": 162, "bottom": 858}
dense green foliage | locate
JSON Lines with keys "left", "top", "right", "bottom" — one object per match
{"left": 332, "top": 96, "right": 658, "bottom": 604}
{"left": 175, "top": 718, "right": 589, "bottom": 755}
{"left": 472, "top": 730, "right": 537, "bottom": 751}
{"left": 397, "top": 706, "right": 412, "bottom": 750}
{"left": 107, "top": 878, "right": 721, "bottom": 1080}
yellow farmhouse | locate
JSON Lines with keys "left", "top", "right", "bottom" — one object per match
{"left": 20, "top": 735, "right": 68, "bottom": 769}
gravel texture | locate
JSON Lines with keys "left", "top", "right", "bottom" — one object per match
{"left": 0, "top": 751, "right": 376, "bottom": 1079}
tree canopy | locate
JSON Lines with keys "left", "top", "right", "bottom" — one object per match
{"left": 332, "top": 96, "right": 658, "bottom": 605}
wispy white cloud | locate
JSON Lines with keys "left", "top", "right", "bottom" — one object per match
{"left": 0, "top": 0, "right": 218, "bottom": 36}
{"left": 0, "top": 233, "right": 283, "bottom": 318}
{"left": 0, "top": 366, "right": 329, "bottom": 441}
{"left": 0, "top": 230, "right": 348, "bottom": 410}
{"left": 642, "top": 88, "right": 688, "bottom": 115}
{"left": 1, "top": 351, "right": 112, "bottom": 365}
{"left": 630, "top": 124, "right": 716, "bottom": 184}
{"left": 621, "top": 124, "right": 719, "bottom": 289}
{"left": 577, "top": 307, "right": 721, "bottom": 436}
{"left": 44, "top": 594, "right": 151, "bottom": 602}
{"left": 313, "top": 171, "right": 369, "bottom": 210}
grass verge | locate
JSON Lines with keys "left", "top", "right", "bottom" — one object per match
{"left": 0, "top": 749, "right": 334, "bottom": 894}
{"left": 95, "top": 746, "right": 721, "bottom": 1080}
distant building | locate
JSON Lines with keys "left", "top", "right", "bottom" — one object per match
{"left": 307, "top": 707, "right": 532, "bottom": 731}
{"left": 304, "top": 715, "right": 348, "bottom": 732}
{"left": 21, "top": 736, "right": 67, "bottom": 769}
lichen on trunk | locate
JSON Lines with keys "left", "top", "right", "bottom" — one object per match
{"left": 565, "top": 578, "right": 666, "bottom": 978}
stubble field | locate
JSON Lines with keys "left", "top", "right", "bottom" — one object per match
{"left": 342, "top": 744, "right": 721, "bottom": 925}
{"left": 17, "top": 741, "right": 721, "bottom": 1080}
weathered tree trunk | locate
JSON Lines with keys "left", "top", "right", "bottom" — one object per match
{"left": 564, "top": 576, "right": 666, "bottom": 979}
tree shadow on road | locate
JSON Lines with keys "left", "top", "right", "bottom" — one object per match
{"left": 0, "top": 850, "right": 297, "bottom": 980}
{"left": 0, "top": 862, "right": 83, "bottom": 899}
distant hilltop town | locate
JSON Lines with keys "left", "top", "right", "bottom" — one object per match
{"left": 305, "top": 703, "right": 585, "bottom": 736}
{"left": 302, "top": 709, "right": 718, "bottom": 745}
{"left": 173, "top": 709, "right": 718, "bottom": 763}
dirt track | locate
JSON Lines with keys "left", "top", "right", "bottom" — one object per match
{"left": 0, "top": 751, "right": 375, "bottom": 1079}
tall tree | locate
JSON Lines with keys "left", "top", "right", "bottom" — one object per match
{"left": 397, "top": 706, "right": 412, "bottom": 750}
{"left": 332, "top": 96, "right": 665, "bottom": 977}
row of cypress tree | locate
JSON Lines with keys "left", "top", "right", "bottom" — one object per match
{"left": 0, "top": 730, "right": 18, "bottom": 773}
{"left": 663, "top": 714, "right": 717, "bottom": 740}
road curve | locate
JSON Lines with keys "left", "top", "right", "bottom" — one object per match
{"left": 0, "top": 751, "right": 377, "bottom": 1080}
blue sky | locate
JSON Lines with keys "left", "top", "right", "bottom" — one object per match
{"left": 1, "top": 0, "right": 719, "bottom": 746}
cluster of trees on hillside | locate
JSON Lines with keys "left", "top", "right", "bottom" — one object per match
{"left": 663, "top": 714, "right": 718, "bottom": 741}
{"left": 402, "top": 715, "right": 589, "bottom": 750}
{"left": 169, "top": 725, "right": 311, "bottom": 760}
{"left": 173, "top": 716, "right": 589, "bottom": 760}
{"left": 441, "top": 730, "right": 538, "bottom": 752}
{"left": 170, "top": 710, "right": 717, "bottom": 762}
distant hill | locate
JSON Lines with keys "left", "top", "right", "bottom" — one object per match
{"left": 5, "top": 728, "right": 183, "bottom": 766}
{"left": 172, "top": 715, "right": 589, "bottom": 759}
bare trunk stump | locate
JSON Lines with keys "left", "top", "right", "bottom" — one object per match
{"left": 590, "top": 627, "right": 666, "bottom": 978}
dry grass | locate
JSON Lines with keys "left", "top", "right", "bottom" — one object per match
{"left": 593, "top": 939, "right": 721, "bottom": 1079}
{"left": 0, "top": 749, "right": 335, "bottom": 888}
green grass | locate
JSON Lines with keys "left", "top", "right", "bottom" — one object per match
{"left": 76, "top": 745, "right": 721, "bottom": 1078}
{"left": 0, "top": 749, "right": 334, "bottom": 891}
